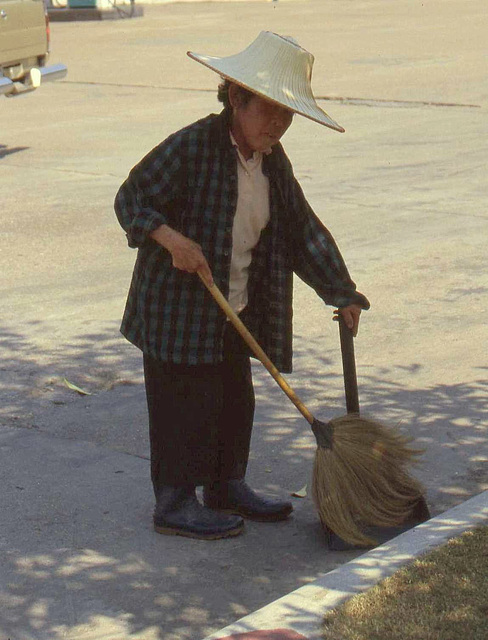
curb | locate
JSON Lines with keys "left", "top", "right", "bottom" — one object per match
{"left": 201, "top": 490, "right": 488, "bottom": 640}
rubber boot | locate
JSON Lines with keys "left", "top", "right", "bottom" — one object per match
{"left": 203, "top": 479, "right": 293, "bottom": 522}
{"left": 153, "top": 485, "right": 244, "bottom": 540}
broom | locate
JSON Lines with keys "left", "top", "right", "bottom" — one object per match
{"left": 198, "top": 272, "right": 427, "bottom": 546}
{"left": 313, "top": 317, "right": 427, "bottom": 546}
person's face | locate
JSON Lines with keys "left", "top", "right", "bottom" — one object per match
{"left": 229, "top": 85, "right": 294, "bottom": 159}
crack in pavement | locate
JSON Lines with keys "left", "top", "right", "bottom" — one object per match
{"left": 60, "top": 81, "right": 481, "bottom": 109}
{"left": 317, "top": 95, "right": 481, "bottom": 109}
{"left": 1, "top": 162, "right": 123, "bottom": 179}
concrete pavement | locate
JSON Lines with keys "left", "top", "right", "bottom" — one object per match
{"left": 1, "top": 0, "right": 487, "bottom": 638}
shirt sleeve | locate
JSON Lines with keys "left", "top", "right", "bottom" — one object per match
{"left": 287, "top": 174, "right": 370, "bottom": 311}
{"left": 114, "top": 136, "right": 184, "bottom": 249}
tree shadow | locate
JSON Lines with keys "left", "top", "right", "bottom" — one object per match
{"left": 0, "top": 322, "right": 487, "bottom": 639}
{"left": 252, "top": 329, "right": 488, "bottom": 504}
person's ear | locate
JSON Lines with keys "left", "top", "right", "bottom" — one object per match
{"left": 228, "top": 83, "right": 242, "bottom": 109}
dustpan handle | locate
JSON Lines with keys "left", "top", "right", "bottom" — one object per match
{"left": 338, "top": 316, "right": 360, "bottom": 414}
{"left": 197, "top": 271, "right": 316, "bottom": 426}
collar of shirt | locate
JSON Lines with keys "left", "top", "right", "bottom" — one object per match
{"left": 229, "top": 130, "right": 272, "bottom": 174}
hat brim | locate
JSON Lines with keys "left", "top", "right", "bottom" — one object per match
{"left": 187, "top": 51, "right": 345, "bottom": 133}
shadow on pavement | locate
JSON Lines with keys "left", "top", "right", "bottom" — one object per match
{"left": 0, "top": 323, "right": 487, "bottom": 639}
{"left": 0, "top": 143, "right": 30, "bottom": 158}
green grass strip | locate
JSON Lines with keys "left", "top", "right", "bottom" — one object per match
{"left": 323, "top": 525, "right": 488, "bottom": 640}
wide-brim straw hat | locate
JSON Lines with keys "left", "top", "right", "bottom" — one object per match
{"left": 187, "top": 31, "right": 344, "bottom": 133}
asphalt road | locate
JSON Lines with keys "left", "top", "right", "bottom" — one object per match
{"left": 1, "top": 1, "right": 487, "bottom": 638}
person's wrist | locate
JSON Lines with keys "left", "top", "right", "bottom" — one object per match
{"left": 150, "top": 224, "right": 176, "bottom": 251}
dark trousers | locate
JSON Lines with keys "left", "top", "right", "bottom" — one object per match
{"left": 143, "top": 322, "right": 255, "bottom": 497}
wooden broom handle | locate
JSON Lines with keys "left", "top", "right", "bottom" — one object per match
{"left": 338, "top": 316, "right": 360, "bottom": 414}
{"left": 198, "top": 271, "right": 315, "bottom": 426}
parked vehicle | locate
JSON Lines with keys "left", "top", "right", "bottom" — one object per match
{"left": 0, "top": 0, "right": 67, "bottom": 96}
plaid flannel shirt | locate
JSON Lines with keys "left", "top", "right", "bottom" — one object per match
{"left": 114, "top": 110, "right": 369, "bottom": 373}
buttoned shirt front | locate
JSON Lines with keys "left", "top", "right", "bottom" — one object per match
{"left": 228, "top": 131, "right": 271, "bottom": 313}
{"left": 114, "top": 110, "right": 369, "bottom": 372}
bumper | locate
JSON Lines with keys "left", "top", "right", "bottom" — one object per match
{"left": 0, "top": 63, "right": 68, "bottom": 96}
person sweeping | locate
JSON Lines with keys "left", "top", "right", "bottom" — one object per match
{"left": 114, "top": 31, "right": 370, "bottom": 540}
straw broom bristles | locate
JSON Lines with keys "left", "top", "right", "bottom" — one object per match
{"left": 311, "top": 414, "right": 425, "bottom": 547}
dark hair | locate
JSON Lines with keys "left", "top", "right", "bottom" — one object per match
{"left": 217, "top": 79, "right": 255, "bottom": 109}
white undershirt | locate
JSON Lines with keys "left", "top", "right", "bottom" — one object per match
{"left": 228, "top": 132, "right": 271, "bottom": 313}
